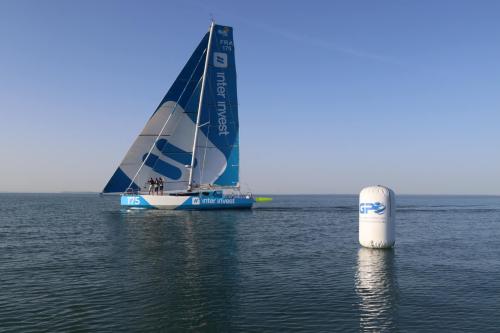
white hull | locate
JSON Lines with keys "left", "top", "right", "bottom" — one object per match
{"left": 121, "top": 191, "right": 254, "bottom": 210}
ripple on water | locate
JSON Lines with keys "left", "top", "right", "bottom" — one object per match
{"left": 0, "top": 194, "right": 499, "bottom": 332}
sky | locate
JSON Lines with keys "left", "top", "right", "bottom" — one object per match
{"left": 0, "top": 0, "right": 499, "bottom": 194}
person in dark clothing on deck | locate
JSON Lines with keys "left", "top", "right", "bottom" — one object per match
{"left": 148, "top": 177, "right": 154, "bottom": 195}
{"left": 159, "top": 177, "right": 164, "bottom": 195}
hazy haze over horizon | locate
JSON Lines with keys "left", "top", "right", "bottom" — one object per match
{"left": 1, "top": 0, "right": 499, "bottom": 194}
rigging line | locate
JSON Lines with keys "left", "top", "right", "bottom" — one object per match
{"left": 200, "top": 116, "right": 211, "bottom": 185}
{"left": 147, "top": 76, "right": 203, "bottom": 174}
{"left": 188, "top": 21, "right": 215, "bottom": 191}
{"left": 241, "top": 182, "right": 252, "bottom": 195}
{"left": 198, "top": 72, "right": 216, "bottom": 186}
{"left": 124, "top": 47, "right": 207, "bottom": 193}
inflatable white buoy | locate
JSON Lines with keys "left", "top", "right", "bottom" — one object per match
{"left": 359, "top": 185, "right": 395, "bottom": 248}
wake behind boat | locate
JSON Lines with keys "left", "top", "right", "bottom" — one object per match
{"left": 102, "top": 21, "right": 254, "bottom": 210}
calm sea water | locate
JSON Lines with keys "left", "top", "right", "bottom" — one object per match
{"left": 0, "top": 194, "right": 499, "bottom": 332}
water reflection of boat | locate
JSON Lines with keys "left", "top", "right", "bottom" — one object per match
{"left": 109, "top": 210, "right": 246, "bottom": 330}
{"left": 355, "top": 248, "right": 399, "bottom": 332}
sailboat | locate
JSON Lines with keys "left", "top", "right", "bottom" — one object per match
{"left": 102, "top": 22, "right": 254, "bottom": 210}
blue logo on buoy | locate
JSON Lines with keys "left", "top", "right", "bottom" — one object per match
{"left": 359, "top": 202, "right": 386, "bottom": 215}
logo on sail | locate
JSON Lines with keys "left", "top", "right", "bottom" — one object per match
{"left": 214, "top": 52, "right": 227, "bottom": 68}
{"left": 217, "top": 27, "right": 230, "bottom": 36}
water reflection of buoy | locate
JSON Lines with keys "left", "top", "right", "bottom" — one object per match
{"left": 355, "top": 248, "right": 399, "bottom": 332}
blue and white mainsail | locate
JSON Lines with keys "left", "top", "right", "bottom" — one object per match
{"left": 103, "top": 24, "right": 239, "bottom": 193}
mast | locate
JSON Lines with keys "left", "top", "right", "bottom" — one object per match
{"left": 187, "top": 20, "right": 215, "bottom": 191}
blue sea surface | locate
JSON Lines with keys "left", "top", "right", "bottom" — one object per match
{"left": 0, "top": 194, "right": 499, "bottom": 332}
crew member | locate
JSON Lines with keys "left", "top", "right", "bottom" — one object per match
{"left": 159, "top": 177, "right": 164, "bottom": 195}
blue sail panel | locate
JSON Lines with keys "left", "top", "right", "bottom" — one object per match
{"left": 194, "top": 25, "right": 239, "bottom": 187}
{"left": 103, "top": 167, "right": 140, "bottom": 193}
{"left": 214, "top": 142, "right": 239, "bottom": 186}
{"left": 156, "top": 33, "right": 209, "bottom": 114}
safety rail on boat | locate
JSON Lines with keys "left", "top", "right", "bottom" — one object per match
{"left": 123, "top": 186, "right": 252, "bottom": 199}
